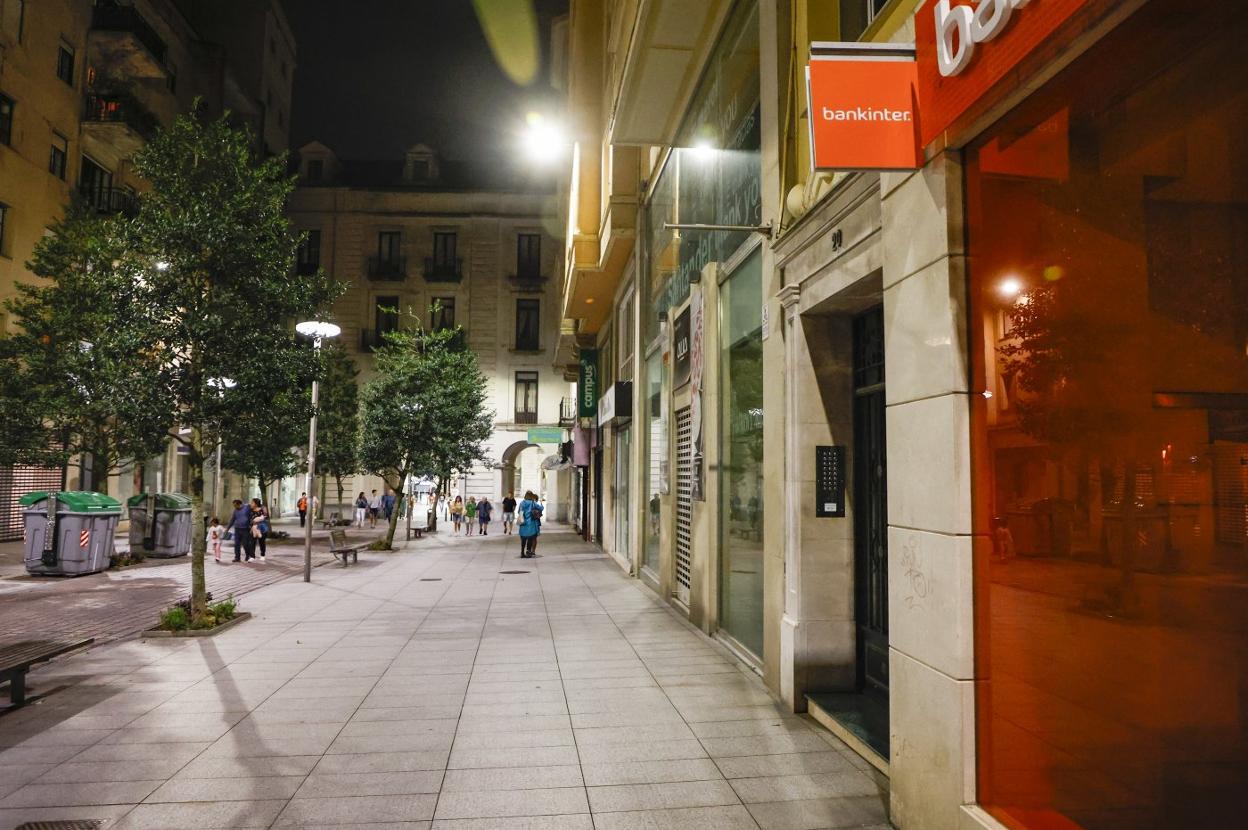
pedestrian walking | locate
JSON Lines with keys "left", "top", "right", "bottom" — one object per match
{"left": 227, "top": 499, "right": 253, "bottom": 562}
{"left": 518, "top": 490, "right": 543, "bottom": 558}
{"left": 354, "top": 492, "right": 368, "bottom": 527}
{"left": 297, "top": 492, "right": 308, "bottom": 527}
{"left": 368, "top": 490, "right": 382, "bottom": 528}
{"left": 502, "top": 492, "right": 517, "bottom": 535}
{"left": 477, "top": 497, "right": 493, "bottom": 536}
{"left": 383, "top": 490, "right": 396, "bottom": 521}
{"left": 450, "top": 496, "right": 464, "bottom": 533}
{"left": 465, "top": 497, "right": 478, "bottom": 535}
{"left": 250, "top": 498, "right": 270, "bottom": 563}
{"left": 207, "top": 516, "right": 224, "bottom": 563}
{"left": 311, "top": 494, "right": 320, "bottom": 522}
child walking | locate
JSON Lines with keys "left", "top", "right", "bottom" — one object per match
{"left": 207, "top": 516, "right": 224, "bottom": 563}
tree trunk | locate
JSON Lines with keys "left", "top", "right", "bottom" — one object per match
{"left": 335, "top": 475, "right": 344, "bottom": 522}
{"left": 319, "top": 474, "right": 327, "bottom": 520}
{"left": 188, "top": 434, "right": 208, "bottom": 624}
{"left": 382, "top": 470, "right": 406, "bottom": 549}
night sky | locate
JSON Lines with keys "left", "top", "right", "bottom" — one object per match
{"left": 286, "top": 0, "right": 567, "bottom": 167}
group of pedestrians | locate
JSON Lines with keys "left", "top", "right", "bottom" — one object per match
{"left": 446, "top": 490, "right": 542, "bottom": 557}
{"left": 353, "top": 489, "right": 396, "bottom": 528}
{"left": 206, "top": 497, "right": 272, "bottom": 564}
{"left": 449, "top": 495, "right": 497, "bottom": 535}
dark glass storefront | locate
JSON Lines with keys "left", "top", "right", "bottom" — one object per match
{"left": 968, "top": 1, "right": 1248, "bottom": 827}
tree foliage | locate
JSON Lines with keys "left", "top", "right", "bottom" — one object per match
{"left": 129, "top": 110, "right": 341, "bottom": 621}
{"left": 221, "top": 374, "right": 311, "bottom": 501}
{"left": 358, "top": 310, "right": 494, "bottom": 546}
{"left": 316, "top": 343, "right": 360, "bottom": 514}
{"left": 0, "top": 202, "right": 171, "bottom": 492}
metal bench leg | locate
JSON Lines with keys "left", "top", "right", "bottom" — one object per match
{"left": 9, "top": 669, "right": 26, "bottom": 706}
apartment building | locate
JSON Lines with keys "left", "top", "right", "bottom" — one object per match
{"left": 287, "top": 142, "right": 572, "bottom": 520}
{"left": 556, "top": 1, "right": 1248, "bottom": 828}
{"left": 0, "top": 0, "right": 294, "bottom": 539}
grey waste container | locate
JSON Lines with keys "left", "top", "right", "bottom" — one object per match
{"left": 21, "top": 491, "right": 123, "bottom": 576}
{"left": 127, "top": 493, "right": 193, "bottom": 558}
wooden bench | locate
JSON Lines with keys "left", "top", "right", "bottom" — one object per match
{"left": 329, "top": 529, "right": 361, "bottom": 566}
{"left": 1, "top": 639, "right": 94, "bottom": 708}
{"left": 321, "top": 511, "right": 341, "bottom": 531}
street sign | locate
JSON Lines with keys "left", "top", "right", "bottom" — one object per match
{"left": 578, "top": 349, "right": 599, "bottom": 419}
{"left": 527, "top": 427, "right": 564, "bottom": 444}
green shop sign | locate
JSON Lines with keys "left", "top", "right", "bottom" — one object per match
{"left": 578, "top": 348, "right": 599, "bottom": 419}
{"left": 527, "top": 427, "right": 564, "bottom": 444}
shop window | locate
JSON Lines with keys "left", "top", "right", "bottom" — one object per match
{"left": 968, "top": 2, "right": 1248, "bottom": 827}
{"left": 515, "top": 299, "right": 540, "bottom": 351}
{"left": 0, "top": 93, "right": 13, "bottom": 145}
{"left": 56, "top": 42, "right": 75, "bottom": 86}
{"left": 515, "top": 371, "right": 538, "bottom": 424}
{"left": 49, "top": 133, "right": 68, "bottom": 180}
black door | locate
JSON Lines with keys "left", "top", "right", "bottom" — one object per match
{"left": 593, "top": 447, "right": 604, "bottom": 545}
{"left": 853, "top": 306, "right": 889, "bottom": 702}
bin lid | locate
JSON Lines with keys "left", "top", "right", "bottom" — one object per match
{"left": 126, "top": 493, "right": 193, "bottom": 509}
{"left": 20, "top": 491, "right": 123, "bottom": 512}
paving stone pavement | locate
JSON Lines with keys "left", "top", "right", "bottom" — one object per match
{"left": 0, "top": 524, "right": 891, "bottom": 830}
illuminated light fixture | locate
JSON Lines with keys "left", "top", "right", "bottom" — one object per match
{"left": 690, "top": 138, "right": 716, "bottom": 162}
{"left": 296, "top": 320, "right": 342, "bottom": 340}
{"left": 997, "top": 277, "right": 1023, "bottom": 299}
{"left": 585, "top": 298, "right": 595, "bottom": 305}
{"left": 521, "top": 112, "right": 565, "bottom": 163}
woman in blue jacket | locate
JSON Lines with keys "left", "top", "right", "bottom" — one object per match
{"left": 517, "top": 490, "right": 543, "bottom": 558}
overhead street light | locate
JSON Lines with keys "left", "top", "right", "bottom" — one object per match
{"left": 296, "top": 320, "right": 341, "bottom": 582}
{"left": 520, "top": 112, "right": 566, "bottom": 164}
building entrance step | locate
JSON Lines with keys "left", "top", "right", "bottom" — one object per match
{"left": 807, "top": 690, "right": 890, "bottom": 774}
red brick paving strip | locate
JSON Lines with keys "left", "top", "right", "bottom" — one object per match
{"left": 0, "top": 537, "right": 382, "bottom": 648}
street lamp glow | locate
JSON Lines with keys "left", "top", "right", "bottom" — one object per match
{"left": 997, "top": 277, "right": 1023, "bottom": 299}
{"left": 296, "top": 321, "right": 341, "bottom": 340}
{"left": 690, "top": 138, "right": 716, "bottom": 162}
{"left": 521, "top": 113, "right": 565, "bottom": 163}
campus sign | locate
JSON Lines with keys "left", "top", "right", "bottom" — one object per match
{"left": 578, "top": 348, "right": 598, "bottom": 420}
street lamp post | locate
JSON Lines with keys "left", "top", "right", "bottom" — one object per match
{"left": 296, "top": 321, "right": 341, "bottom": 582}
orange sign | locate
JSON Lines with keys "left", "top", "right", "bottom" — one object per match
{"left": 916, "top": 0, "right": 1091, "bottom": 147}
{"left": 807, "top": 58, "right": 921, "bottom": 171}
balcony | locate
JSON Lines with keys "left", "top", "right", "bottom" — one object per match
{"left": 423, "top": 257, "right": 463, "bottom": 283}
{"left": 81, "top": 94, "right": 159, "bottom": 160}
{"left": 367, "top": 256, "right": 407, "bottom": 281}
{"left": 80, "top": 186, "right": 137, "bottom": 217}
{"left": 89, "top": 1, "right": 169, "bottom": 80}
{"left": 507, "top": 269, "right": 549, "bottom": 292}
{"left": 514, "top": 409, "right": 539, "bottom": 426}
{"left": 558, "top": 397, "right": 576, "bottom": 427}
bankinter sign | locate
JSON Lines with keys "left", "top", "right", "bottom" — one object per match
{"left": 807, "top": 57, "right": 921, "bottom": 171}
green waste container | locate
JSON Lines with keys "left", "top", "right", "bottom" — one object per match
{"left": 127, "top": 493, "right": 193, "bottom": 558}
{"left": 21, "top": 491, "right": 123, "bottom": 576}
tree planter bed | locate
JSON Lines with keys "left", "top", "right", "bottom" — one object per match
{"left": 142, "top": 612, "right": 251, "bottom": 639}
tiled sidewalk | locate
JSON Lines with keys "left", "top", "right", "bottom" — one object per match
{"left": 0, "top": 525, "right": 890, "bottom": 829}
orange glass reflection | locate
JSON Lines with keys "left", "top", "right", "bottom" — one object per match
{"left": 968, "top": 2, "right": 1248, "bottom": 828}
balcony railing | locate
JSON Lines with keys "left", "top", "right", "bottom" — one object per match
{"left": 559, "top": 397, "right": 576, "bottom": 427}
{"left": 83, "top": 93, "right": 159, "bottom": 140}
{"left": 90, "top": 1, "right": 168, "bottom": 66}
{"left": 79, "top": 186, "right": 137, "bottom": 216}
{"left": 367, "top": 256, "right": 406, "bottom": 281}
{"left": 514, "top": 410, "right": 538, "bottom": 425}
{"left": 508, "top": 268, "right": 548, "bottom": 290}
{"left": 423, "top": 257, "right": 463, "bottom": 283}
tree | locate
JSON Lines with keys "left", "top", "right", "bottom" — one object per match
{"left": 358, "top": 311, "right": 494, "bottom": 548}
{"left": 129, "top": 111, "right": 341, "bottom": 623}
{"left": 316, "top": 343, "right": 360, "bottom": 518}
{"left": 0, "top": 203, "right": 172, "bottom": 492}
{"left": 221, "top": 376, "right": 310, "bottom": 503}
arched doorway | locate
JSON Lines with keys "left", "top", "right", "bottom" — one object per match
{"left": 499, "top": 440, "right": 539, "bottom": 500}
